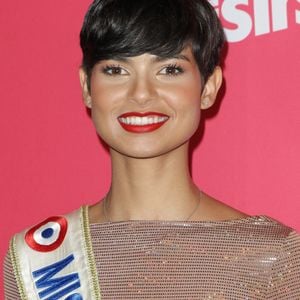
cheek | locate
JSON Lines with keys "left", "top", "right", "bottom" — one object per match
{"left": 89, "top": 85, "right": 116, "bottom": 138}
{"left": 164, "top": 81, "right": 202, "bottom": 135}
{"left": 162, "top": 80, "right": 201, "bottom": 115}
{"left": 89, "top": 82, "right": 135, "bottom": 147}
{"left": 90, "top": 79, "right": 126, "bottom": 122}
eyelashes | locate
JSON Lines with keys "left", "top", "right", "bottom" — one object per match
{"left": 159, "top": 64, "right": 184, "bottom": 76}
{"left": 101, "top": 64, "right": 128, "bottom": 76}
{"left": 101, "top": 63, "right": 185, "bottom": 77}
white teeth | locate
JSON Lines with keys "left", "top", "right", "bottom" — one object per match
{"left": 146, "top": 117, "right": 153, "bottom": 125}
{"left": 136, "top": 117, "right": 142, "bottom": 125}
{"left": 119, "top": 116, "right": 169, "bottom": 125}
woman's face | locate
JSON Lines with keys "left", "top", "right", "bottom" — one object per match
{"left": 80, "top": 46, "right": 221, "bottom": 159}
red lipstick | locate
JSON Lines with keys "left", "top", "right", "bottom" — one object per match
{"left": 118, "top": 112, "right": 169, "bottom": 133}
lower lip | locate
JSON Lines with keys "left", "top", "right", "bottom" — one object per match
{"left": 118, "top": 120, "right": 168, "bottom": 133}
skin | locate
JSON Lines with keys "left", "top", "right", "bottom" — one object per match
{"left": 79, "top": 46, "right": 248, "bottom": 223}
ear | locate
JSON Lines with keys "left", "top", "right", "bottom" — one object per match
{"left": 79, "top": 68, "right": 92, "bottom": 108}
{"left": 200, "top": 66, "right": 223, "bottom": 110}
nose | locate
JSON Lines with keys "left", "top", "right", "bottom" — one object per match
{"left": 127, "top": 75, "right": 158, "bottom": 106}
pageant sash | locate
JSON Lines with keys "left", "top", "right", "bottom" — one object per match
{"left": 9, "top": 206, "right": 101, "bottom": 300}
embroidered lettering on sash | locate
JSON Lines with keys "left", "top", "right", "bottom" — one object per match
{"left": 32, "top": 254, "right": 83, "bottom": 300}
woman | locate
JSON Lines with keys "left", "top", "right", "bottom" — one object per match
{"left": 4, "top": 0, "right": 300, "bottom": 299}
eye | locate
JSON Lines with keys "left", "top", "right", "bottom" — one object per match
{"left": 159, "top": 64, "right": 184, "bottom": 76}
{"left": 102, "top": 65, "right": 129, "bottom": 76}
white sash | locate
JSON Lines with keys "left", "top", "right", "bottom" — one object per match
{"left": 9, "top": 206, "right": 101, "bottom": 300}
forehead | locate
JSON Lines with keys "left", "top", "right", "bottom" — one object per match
{"left": 105, "top": 46, "right": 196, "bottom": 63}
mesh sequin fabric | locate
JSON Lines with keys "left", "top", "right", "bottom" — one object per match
{"left": 4, "top": 215, "right": 300, "bottom": 299}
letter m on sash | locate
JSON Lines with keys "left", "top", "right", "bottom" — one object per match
{"left": 32, "top": 254, "right": 81, "bottom": 300}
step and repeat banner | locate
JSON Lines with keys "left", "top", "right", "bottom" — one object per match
{"left": 212, "top": 0, "right": 300, "bottom": 42}
{"left": 1, "top": 0, "right": 299, "bottom": 294}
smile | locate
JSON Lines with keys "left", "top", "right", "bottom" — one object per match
{"left": 118, "top": 112, "right": 169, "bottom": 133}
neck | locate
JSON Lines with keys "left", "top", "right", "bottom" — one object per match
{"left": 105, "top": 143, "right": 201, "bottom": 221}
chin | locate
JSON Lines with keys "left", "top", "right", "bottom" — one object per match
{"left": 110, "top": 140, "right": 189, "bottom": 160}
{"left": 110, "top": 147, "right": 166, "bottom": 159}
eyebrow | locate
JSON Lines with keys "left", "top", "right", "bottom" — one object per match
{"left": 110, "top": 54, "right": 191, "bottom": 63}
{"left": 154, "top": 54, "right": 191, "bottom": 62}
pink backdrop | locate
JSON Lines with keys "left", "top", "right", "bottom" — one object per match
{"left": 1, "top": 0, "right": 299, "bottom": 296}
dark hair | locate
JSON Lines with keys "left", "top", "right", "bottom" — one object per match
{"left": 80, "top": 0, "right": 225, "bottom": 85}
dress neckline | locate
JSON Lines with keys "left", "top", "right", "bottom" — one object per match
{"left": 84, "top": 204, "right": 270, "bottom": 227}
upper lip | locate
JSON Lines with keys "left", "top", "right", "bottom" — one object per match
{"left": 118, "top": 112, "right": 169, "bottom": 118}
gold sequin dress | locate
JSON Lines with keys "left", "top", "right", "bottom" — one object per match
{"left": 4, "top": 215, "right": 300, "bottom": 299}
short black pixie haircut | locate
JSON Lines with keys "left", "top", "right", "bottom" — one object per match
{"left": 80, "top": 0, "right": 225, "bottom": 86}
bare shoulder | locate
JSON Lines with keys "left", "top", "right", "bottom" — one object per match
{"left": 198, "top": 192, "right": 249, "bottom": 221}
